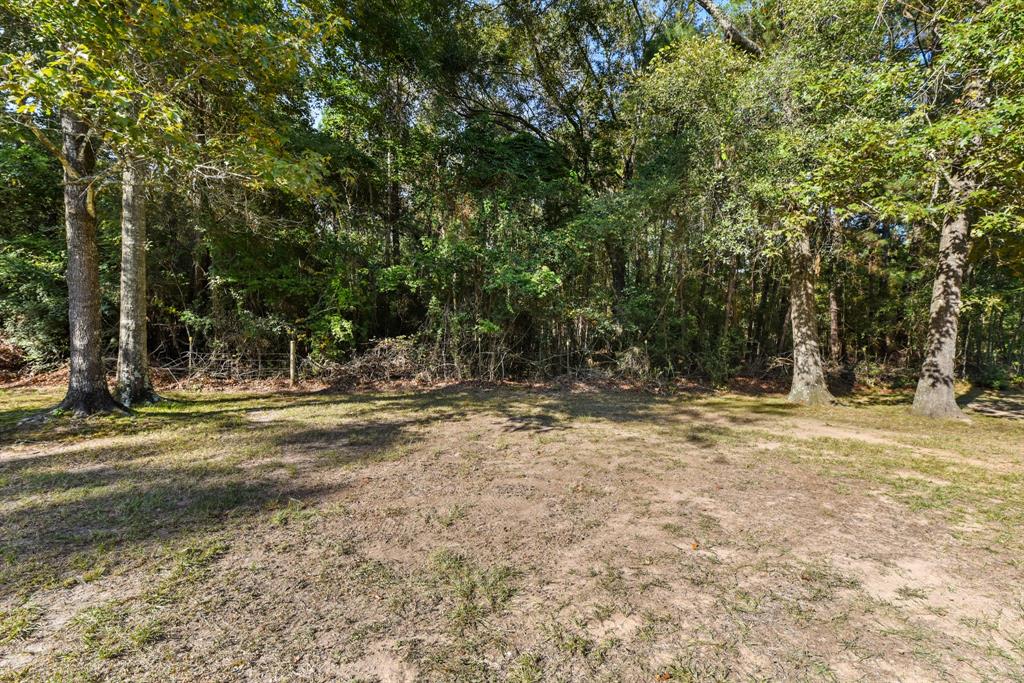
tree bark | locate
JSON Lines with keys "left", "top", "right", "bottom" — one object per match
{"left": 605, "top": 236, "right": 627, "bottom": 298}
{"left": 693, "top": 0, "right": 762, "bottom": 56}
{"left": 115, "top": 159, "right": 158, "bottom": 406}
{"left": 787, "top": 230, "right": 833, "bottom": 405}
{"left": 912, "top": 206, "right": 971, "bottom": 419}
{"left": 829, "top": 287, "right": 842, "bottom": 366}
{"left": 57, "top": 111, "right": 122, "bottom": 416}
{"left": 827, "top": 211, "right": 845, "bottom": 367}
{"left": 386, "top": 144, "right": 402, "bottom": 265}
{"left": 723, "top": 254, "right": 738, "bottom": 334}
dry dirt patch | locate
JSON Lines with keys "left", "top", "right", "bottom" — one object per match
{"left": 1, "top": 387, "right": 1022, "bottom": 681}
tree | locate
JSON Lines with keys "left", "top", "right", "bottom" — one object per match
{"left": 908, "top": 0, "right": 1024, "bottom": 418}
{"left": 786, "top": 228, "right": 832, "bottom": 404}
{"left": 2, "top": 0, "right": 333, "bottom": 412}
{"left": 114, "top": 159, "right": 156, "bottom": 405}
{"left": 682, "top": 0, "right": 836, "bottom": 404}
{"left": 56, "top": 110, "right": 124, "bottom": 414}
{"left": 1, "top": 2, "right": 178, "bottom": 414}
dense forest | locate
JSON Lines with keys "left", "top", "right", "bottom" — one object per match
{"left": 1, "top": 0, "right": 1022, "bottom": 418}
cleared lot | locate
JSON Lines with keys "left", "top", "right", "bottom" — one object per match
{"left": 1, "top": 386, "right": 1022, "bottom": 681}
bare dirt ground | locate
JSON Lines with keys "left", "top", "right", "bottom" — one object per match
{"left": 0, "top": 385, "right": 1022, "bottom": 682}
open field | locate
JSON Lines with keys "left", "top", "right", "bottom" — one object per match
{"left": 1, "top": 385, "right": 1023, "bottom": 682}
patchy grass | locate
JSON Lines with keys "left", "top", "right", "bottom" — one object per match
{"left": 0, "top": 607, "right": 39, "bottom": 645}
{"left": 1, "top": 384, "right": 1022, "bottom": 680}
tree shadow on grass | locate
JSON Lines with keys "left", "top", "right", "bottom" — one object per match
{"left": 0, "top": 472, "right": 336, "bottom": 600}
{"left": 270, "top": 411, "right": 461, "bottom": 461}
{"left": 271, "top": 385, "right": 666, "bottom": 435}
{"left": 694, "top": 396, "right": 799, "bottom": 418}
{"left": 357, "top": 385, "right": 795, "bottom": 436}
{"left": 2, "top": 383, "right": 787, "bottom": 448}
{"left": 0, "top": 405, "right": 427, "bottom": 600}
{"left": 0, "top": 392, "right": 346, "bottom": 447}
{"left": 0, "top": 382, "right": 804, "bottom": 599}
{"left": 845, "top": 392, "right": 913, "bottom": 408}
{"left": 958, "top": 387, "right": 1024, "bottom": 420}
{"left": 684, "top": 424, "right": 735, "bottom": 446}
{"left": 841, "top": 385, "right": 1024, "bottom": 418}
{"left": 0, "top": 404, "right": 53, "bottom": 433}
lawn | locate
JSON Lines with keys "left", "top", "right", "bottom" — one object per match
{"left": 1, "top": 385, "right": 1022, "bottom": 681}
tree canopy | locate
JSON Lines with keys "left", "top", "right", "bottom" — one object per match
{"left": 1, "top": 0, "right": 1022, "bottom": 412}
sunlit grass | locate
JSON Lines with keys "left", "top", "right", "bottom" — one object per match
{"left": 0, "top": 384, "right": 1021, "bottom": 679}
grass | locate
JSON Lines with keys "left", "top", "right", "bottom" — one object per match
{"left": 429, "top": 548, "right": 518, "bottom": 635}
{"left": 0, "top": 607, "right": 39, "bottom": 645}
{"left": 0, "top": 384, "right": 1022, "bottom": 680}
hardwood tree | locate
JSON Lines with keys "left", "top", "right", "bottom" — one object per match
{"left": 57, "top": 110, "right": 124, "bottom": 414}
{"left": 685, "top": 0, "right": 836, "bottom": 404}
{"left": 2, "top": 0, "right": 333, "bottom": 413}
{"left": 114, "top": 158, "right": 156, "bottom": 405}
{"left": 0, "top": 0, "right": 1020, "bottom": 413}
{"left": 906, "top": 1, "right": 1024, "bottom": 418}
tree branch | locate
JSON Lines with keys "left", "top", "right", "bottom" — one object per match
{"left": 24, "top": 119, "right": 80, "bottom": 180}
{"left": 694, "top": 0, "right": 763, "bottom": 57}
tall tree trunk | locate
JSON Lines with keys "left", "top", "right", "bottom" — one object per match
{"left": 385, "top": 147, "right": 401, "bottom": 265}
{"left": 723, "top": 254, "right": 738, "bottom": 335}
{"left": 751, "top": 269, "right": 774, "bottom": 364}
{"left": 388, "top": 180, "right": 401, "bottom": 263}
{"left": 115, "top": 159, "right": 158, "bottom": 406}
{"left": 57, "top": 111, "right": 122, "bottom": 416}
{"left": 829, "top": 287, "right": 843, "bottom": 366}
{"left": 605, "top": 236, "right": 627, "bottom": 299}
{"left": 787, "top": 230, "right": 833, "bottom": 405}
{"left": 912, "top": 206, "right": 971, "bottom": 419}
{"left": 827, "top": 211, "right": 845, "bottom": 367}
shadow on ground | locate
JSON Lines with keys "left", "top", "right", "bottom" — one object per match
{"left": 0, "top": 396, "right": 428, "bottom": 597}
{"left": 3, "top": 381, "right": 1021, "bottom": 602}
{"left": 0, "top": 384, "right": 685, "bottom": 599}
